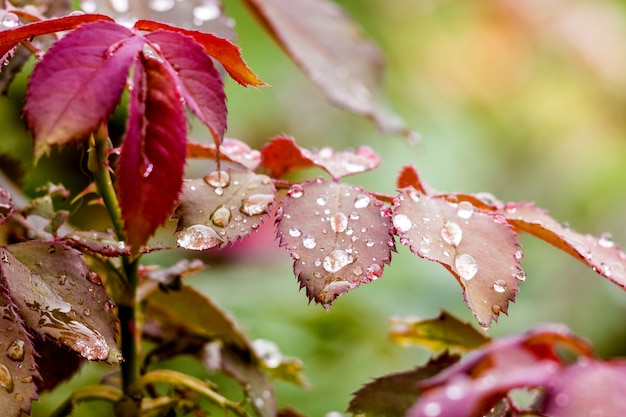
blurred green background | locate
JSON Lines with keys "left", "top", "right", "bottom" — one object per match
{"left": 2, "top": 0, "right": 626, "bottom": 416}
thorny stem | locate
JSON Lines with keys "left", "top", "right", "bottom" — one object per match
{"left": 89, "top": 126, "right": 142, "bottom": 415}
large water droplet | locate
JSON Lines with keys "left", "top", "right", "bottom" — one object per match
{"left": 241, "top": 194, "right": 273, "bottom": 216}
{"left": 288, "top": 184, "right": 304, "bottom": 198}
{"left": 148, "top": 0, "right": 175, "bottom": 12}
{"left": 316, "top": 196, "right": 327, "bottom": 206}
{"left": 177, "top": 224, "right": 223, "bottom": 250}
{"left": 366, "top": 264, "right": 383, "bottom": 280}
{"left": 441, "top": 221, "right": 462, "bottom": 247}
{"left": 393, "top": 214, "right": 412, "bottom": 233}
{"left": 598, "top": 233, "right": 615, "bottom": 248}
{"left": 211, "top": 206, "right": 231, "bottom": 227}
{"left": 0, "top": 364, "right": 14, "bottom": 393}
{"left": 445, "top": 384, "right": 465, "bottom": 400}
{"left": 423, "top": 401, "right": 441, "bottom": 417}
{"left": 193, "top": 1, "right": 221, "bottom": 24}
{"left": 323, "top": 250, "right": 355, "bottom": 273}
{"left": 493, "top": 279, "right": 507, "bottom": 293}
{"left": 80, "top": 0, "right": 97, "bottom": 13}
{"left": 110, "top": 0, "right": 129, "bottom": 13}
{"left": 515, "top": 271, "right": 526, "bottom": 282}
{"left": 455, "top": 254, "right": 478, "bottom": 280}
{"left": 204, "top": 170, "right": 230, "bottom": 188}
{"left": 354, "top": 194, "right": 371, "bottom": 209}
{"left": 2, "top": 12, "right": 19, "bottom": 28}
{"left": 288, "top": 227, "right": 302, "bottom": 237}
{"left": 6, "top": 340, "right": 24, "bottom": 362}
{"left": 330, "top": 212, "right": 348, "bottom": 233}
{"left": 457, "top": 201, "right": 474, "bottom": 219}
{"left": 303, "top": 235, "right": 316, "bottom": 249}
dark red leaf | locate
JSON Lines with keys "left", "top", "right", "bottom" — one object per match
{"left": 145, "top": 30, "right": 226, "bottom": 146}
{"left": 1, "top": 242, "right": 121, "bottom": 362}
{"left": 64, "top": 230, "right": 130, "bottom": 257}
{"left": 24, "top": 21, "right": 144, "bottom": 159}
{"left": 133, "top": 19, "right": 266, "bottom": 87}
{"left": 260, "top": 136, "right": 381, "bottom": 180}
{"left": 187, "top": 138, "right": 261, "bottom": 170}
{"left": 116, "top": 55, "right": 187, "bottom": 252}
{"left": 0, "top": 188, "right": 14, "bottom": 225}
{"left": 541, "top": 359, "right": 626, "bottom": 417}
{"left": 242, "top": 0, "right": 410, "bottom": 136}
{"left": 0, "top": 13, "right": 114, "bottom": 58}
{"left": 396, "top": 165, "right": 435, "bottom": 195}
{"left": 276, "top": 179, "right": 394, "bottom": 307}
{"left": 173, "top": 169, "right": 275, "bottom": 250}
{"left": 32, "top": 332, "right": 84, "bottom": 392}
{"left": 393, "top": 190, "right": 523, "bottom": 328}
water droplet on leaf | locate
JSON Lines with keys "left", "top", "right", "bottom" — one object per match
{"left": 441, "top": 221, "right": 462, "bottom": 247}
{"left": 204, "top": 170, "right": 230, "bottom": 188}
{"left": 1, "top": 12, "right": 19, "bottom": 28}
{"left": 515, "top": 271, "right": 526, "bottom": 282}
{"left": 288, "top": 184, "right": 304, "bottom": 198}
{"left": 492, "top": 304, "right": 501, "bottom": 314}
{"left": 423, "top": 401, "right": 441, "bottom": 417}
{"left": 211, "top": 206, "right": 231, "bottom": 227}
{"left": 455, "top": 253, "right": 478, "bottom": 280}
{"left": 330, "top": 212, "right": 348, "bottom": 233}
{"left": 6, "top": 340, "right": 24, "bottom": 362}
{"left": 457, "top": 201, "right": 474, "bottom": 219}
{"left": 193, "top": 2, "right": 221, "bottom": 24}
{"left": 316, "top": 196, "right": 327, "bottom": 206}
{"left": 177, "top": 224, "right": 223, "bottom": 250}
{"left": 303, "top": 235, "right": 316, "bottom": 249}
{"left": 598, "top": 233, "right": 615, "bottom": 248}
{"left": 241, "top": 194, "right": 273, "bottom": 216}
{"left": 393, "top": 214, "right": 412, "bottom": 233}
{"left": 493, "top": 280, "right": 507, "bottom": 293}
{"left": 148, "top": 0, "right": 175, "bottom": 12}
{"left": 445, "top": 384, "right": 465, "bottom": 400}
{"left": 0, "top": 364, "right": 14, "bottom": 393}
{"left": 366, "top": 264, "right": 382, "bottom": 280}
{"left": 323, "top": 250, "right": 355, "bottom": 273}
{"left": 354, "top": 194, "right": 371, "bottom": 209}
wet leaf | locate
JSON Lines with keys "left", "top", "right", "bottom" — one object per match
{"left": 32, "top": 333, "right": 83, "bottom": 392}
{"left": 116, "top": 55, "right": 187, "bottom": 252}
{"left": 187, "top": 138, "right": 261, "bottom": 171}
{"left": 541, "top": 359, "right": 626, "bottom": 417}
{"left": 276, "top": 179, "right": 394, "bottom": 307}
{"left": 0, "top": 188, "right": 14, "bottom": 225}
{"left": 24, "top": 21, "right": 144, "bottom": 159}
{"left": 145, "top": 30, "right": 226, "bottom": 146}
{"left": 260, "top": 136, "right": 380, "bottom": 180}
{"left": 133, "top": 20, "right": 266, "bottom": 87}
{"left": 393, "top": 190, "right": 523, "bottom": 328}
{"left": 348, "top": 352, "right": 460, "bottom": 417}
{"left": 174, "top": 169, "right": 275, "bottom": 250}
{"left": 243, "top": 0, "right": 409, "bottom": 135}
{"left": 502, "top": 202, "right": 626, "bottom": 289}
{"left": 0, "top": 286, "right": 39, "bottom": 417}
{"left": 1, "top": 241, "right": 120, "bottom": 362}
{"left": 64, "top": 230, "right": 129, "bottom": 257}
{"left": 389, "top": 310, "right": 490, "bottom": 353}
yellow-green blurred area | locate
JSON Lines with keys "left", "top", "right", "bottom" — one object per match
{"left": 2, "top": 0, "right": 626, "bottom": 416}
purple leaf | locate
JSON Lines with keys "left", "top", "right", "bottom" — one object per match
{"left": 116, "top": 55, "right": 187, "bottom": 252}
{"left": 276, "top": 179, "right": 394, "bottom": 307}
{"left": 24, "top": 21, "right": 144, "bottom": 159}
{"left": 145, "top": 30, "right": 226, "bottom": 146}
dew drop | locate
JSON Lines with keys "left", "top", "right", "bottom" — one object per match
{"left": 204, "top": 170, "right": 230, "bottom": 188}
{"left": 83, "top": 309, "right": 91, "bottom": 316}
{"left": 366, "top": 264, "right": 383, "bottom": 280}
{"left": 87, "top": 271, "right": 102, "bottom": 285}
{"left": 177, "top": 224, "right": 223, "bottom": 250}
{"left": 302, "top": 235, "right": 317, "bottom": 249}
{"left": 241, "top": 194, "right": 273, "bottom": 216}
{"left": 408, "top": 189, "right": 421, "bottom": 202}
{"left": 314, "top": 258, "right": 322, "bottom": 267}
{"left": 441, "top": 221, "right": 462, "bottom": 247}
{"left": 323, "top": 250, "right": 355, "bottom": 273}
{"left": 354, "top": 194, "right": 371, "bottom": 209}
{"left": 6, "top": 340, "right": 24, "bottom": 362}
{"left": 492, "top": 304, "right": 501, "bottom": 314}
{"left": 455, "top": 254, "right": 478, "bottom": 280}
{"left": 288, "top": 227, "right": 302, "bottom": 237}
{"left": 445, "top": 384, "right": 465, "bottom": 400}
{"left": 211, "top": 206, "right": 231, "bottom": 227}
{"left": 214, "top": 187, "right": 224, "bottom": 196}
{"left": 349, "top": 211, "right": 360, "bottom": 220}
{"left": 423, "top": 401, "right": 441, "bottom": 417}
{"left": 352, "top": 266, "right": 363, "bottom": 276}
{"left": 514, "top": 250, "right": 524, "bottom": 260}
{"left": 457, "top": 201, "right": 474, "bottom": 219}
{"left": 148, "top": 0, "right": 175, "bottom": 12}
{"left": 515, "top": 271, "right": 526, "bottom": 282}
{"left": 288, "top": 184, "right": 304, "bottom": 198}
{"left": 110, "top": 0, "right": 129, "bottom": 12}
{"left": 80, "top": 0, "right": 97, "bottom": 13}
{"left": 193, "top": 2, "right": 221, "bottom": 24}
{"left": 142, "top": 162, "right": 154, "bottom": 178}
{"left": 290, "top": 252, "right": 301, "bottom": 260}
{"left": 365, "top": 239, "right": 375, "bottom": 247}
{"left": 104, "top": 300, "right": 115, "bottom": 311}
{"left": 493, "top": 280, "right": 507, "bottom": 293}
{"left": 316, "top": 196, "right": 327, "bottom": 206}
{"left": 1, "top": 12, "right": 19, "bottom": 28}
{"left": 598, "top": 233, "right": 615, "bottom": 248}
{"left": 393, "top": 214, "right": 412, "bottom": 233}
{"left": 0, "top": 364, "right": 14, "bottom": 393}
{"left": 330, "top": 212, "right": 348, "bottom": 233}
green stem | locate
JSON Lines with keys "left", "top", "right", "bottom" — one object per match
{"left": 49, "top": 385, "right": 122, "bottom": 417}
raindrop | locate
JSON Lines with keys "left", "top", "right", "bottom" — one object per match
{"left": 330, "top": 212, "right": 348, "bottom": 233}
{"left": 58, "top": 275, "right": 67, "bottom": 286}
{"left": 515, "top": 271, "right": 526, "bottom": 282}
{"left": 1, "top": 12, "right": 19, "bottom": 28}
{"left": 104, "top": 300, "right": 115, "bottom": 311}
{"left": 214, "top": 187, "right": 224, "bottom": 196}
{"left": 323, "top": 250, "right": 355, "bottom": 273}
{"left": 457, "top": 201, "right": 474, "bottom": 219}
{"left": 241, "top": 194, "right": 273, "bottom": 216}
{"left": 177, "top": 224, "right": 223, "bottom": 250}
{"left": 365, "top": 239, "right": 375, "bottom": 247}
{"left": 251, "top": 339, "right": 282, "bottom": 368}
{"left": 193, "top": 2, "right": 221, "bottom": 24}
{"left": 440, "top": 221, "right": 462, "bottom": 247}
{"left": 84, "top": 309, "right": 91, "bottom": 316}
{"left": 142, "top": 162, "right": 154, "bottom": 177}
{"left": 455, "top": 254, "right": 478, "bottom": 280}
{"left": 80, "top": 0, "right": 97, "bottom": 13}
{"left": 0, "top": 364, "right": 13, "bottom": 393}
{"left": 393, "top": 214, "right": 412, "bottom": 233}
{"left": 6, "top": 340, "right": 24, "bottom": 362}
{"left": 408, "top": 189, "right": 421, "bottom": 202}
{"left": 366, "top": 264, "right": 383, "bottom": 280}
{"left": 148, "top": 0, "right": 175, "bottom": 12}
{"left": 288, "top": 184, "right": 304, "bottom": 198}
{"left": 303, "top": 235, "right": 316, "bottom": 249}
{"left": 423, "top": 401, "right": 441, "bottom": 417}
{"left": 69, "top": 10, "right": 86, "bottom": 16}
{"left": 211, "top": 206, "right": 231, "bottom": 227}
{"left": 598, "top": 233, "right": 615, "bottom": 248}
{"left": 288, "top": 227, "right": 302, "bottom": 237}
{"left": 354, "top": 194, "right": 371, "bottom": 209}
{"left": 290, "top": 252, "right": 301, "bottom": 260}
{"left": 493, "top": 280, "right": 507, "bottom": 293}
{"left": 445, "top": 384, "right": 465, "bottom": 400}
{"left": 204, "top": 170, "right": 230, "bottom": 188}
{"left": 514, "top": 250, "right": 524, "bottom": 260}
{"left": 314, "top": 259, "right": 322, "bottom": 267}
{"left": 349, "top": 211, "right": 360, "bottom": 220}
{"left": 316, "top": 196, "right": 327, "bottom": 206}
{"left": 110, "top": 0, "right": 129, "bottom": 12}
{"left": 87, "top": 271, "right": 102, "bottom": 285}
{"left": 254, "top": 398, "right": 264, "bottom": 408}
{"left": 492, "top": 304, "right": 501, "bottom": 314}
{"left": 352, "top": 266, "right": 363, "bottom": 275}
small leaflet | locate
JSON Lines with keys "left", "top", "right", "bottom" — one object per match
{"left": 186, "top": 138, "right": 261, "bottom": 171}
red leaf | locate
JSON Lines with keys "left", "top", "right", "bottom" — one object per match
{"left": 396, "top": 165, "right": 434, "bottom": 195}
{"left": 186, "top": 138, "right": 261, "bottom": 171}
{"left": 542, "top": 359, "right": 626, "bottom": 417}
{"left": 502, "top": 202, "right": 626, "bottom": 289}
{"left": 133, "top": 19, "right": 266, "bottom": 87}
{"left": 0, "top": 13, "right": 114, "bottom": 58}
{"left": 260, "top": 136, "right": 380, "bottom": 180}
{"left": 145, "top": 30, "right": 226, "bottom": 146}
{"left": 393, "top": 190, "right": 523, "bottom": 328}
{"left": 117, "top": 56, "right": 187, "bottom": 252}
{"left": 242, "top": 0, "right": 410, "bottom": 135}
{"left": 24, "top": 21, "right": 144, "bottom": 158}
{"left": 276, "top": 179, "right": 394, "bottom": 307}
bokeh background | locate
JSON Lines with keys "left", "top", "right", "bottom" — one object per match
{"left": 1, "top": 0, "right": 626, "bottom": 416}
